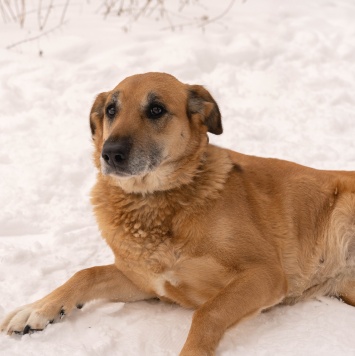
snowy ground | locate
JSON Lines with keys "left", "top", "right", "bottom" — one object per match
{"left": 1, "top": 0, "right": 355, "bottom": 355}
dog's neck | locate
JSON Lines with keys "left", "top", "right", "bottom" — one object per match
{"left": 91, "top": 144, "right": 233, "bottom": 248}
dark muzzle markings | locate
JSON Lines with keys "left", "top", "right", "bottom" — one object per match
{"left": 101, "top": 136, "right": 133, "bottom": 176}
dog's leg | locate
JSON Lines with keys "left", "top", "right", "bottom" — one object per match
{"left": 339, "top": 280, "right": 355, "bottom": 306}
{"left": 180, "top": 267, "right": 286, "bottom": 356}
{"left": 1, "top": 264, "right": 153, "bottom": 335}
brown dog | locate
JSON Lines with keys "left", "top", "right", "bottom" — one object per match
{"left": 2, "top": 72, "right": 355, "bottom": 355}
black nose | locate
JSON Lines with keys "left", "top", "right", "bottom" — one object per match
{"left": 101, "top": 138, "right": 132, "bottom": 167}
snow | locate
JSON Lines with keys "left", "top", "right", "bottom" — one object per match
{"left": 1, "top": 0, "right": 355, "bottom": 354}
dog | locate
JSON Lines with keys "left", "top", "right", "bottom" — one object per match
{"left": 1, "top": 72, "right": 355, "bottom": 355}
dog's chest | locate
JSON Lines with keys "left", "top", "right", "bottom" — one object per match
{"left": 102, "top": 200, "right": 178, "bottom": 278}
{"left": 115, "top": 224, "right": 176, "bottom": 274}
{"left": 103, "top": 212, "right": 233, "bottom": 307}
{"left": 112, "top": 227, "right": 184, "bottom": 300}
{"left": 93, "top": 180, "right": 235, "bottom": 307}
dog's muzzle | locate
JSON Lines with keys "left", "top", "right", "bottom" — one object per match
{"left": 101, "top": 137, "right": 132, "bottom": 176}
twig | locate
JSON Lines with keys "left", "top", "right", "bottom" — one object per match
{"left": 0, "top": 2, "right": 9, "bottom": 23}
{"left": 13, "top": 0, "right": 19, "bottom": 21}
{"left": 4, "top": 0, "right": 17, "bottom": 21}
{"left": 60, "top": 0, "right": 70, "bottom": 25}
{"left": 6, "top": 20, "right": 68, "bottom": 50}
{"left": 160, "top": 0, "right": 236, "bottom": 31}
{"left": 133, "top": 0, "right": 152, "bottom": 21}
{"left": 104, "top": 0, "right": 117, "bottom": 18}
{"left": 19, "top": 0, "right": 25, "bottom": 28}
{"left": 159, "top": 5, "right": 175, "bottom": 30}
{"left": 117, "top": 0, "right": 125, "bottom": 15}
{"left": 37, "top": 0, "right": 42, "bottom": 29}
{"left": 40, "top": 0, "right": 53, "bottom": 30}
{"left": 197, "top": 0, "right": 236, "bottom": 27}
{"left": 146, "top": 1, "right": 159, "bottom": 17}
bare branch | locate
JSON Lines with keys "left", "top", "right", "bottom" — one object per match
{"left": 0, "top": 1, "right": 10, "bottom": 23}
{"left": 40, "top": 0, "right": 54, "bottom": 31}
{"left": 19, "top": 0, "right": 25, "bottom": 28}
{"left": 4, "top": 0, "right": 17, "bottom": 21}
{"left": 6, "top": 20, "right": 68, "bottom": 50}
{"left": 38, "top": 0, "right": 42, "bottom": 29}
{"left": 61, "top": 0, "right": 70, "bottom": 25}
{"left": 197, "top": 0, "right": 235, "bottom": 28}
{"left": 160, "top": 0, "right": 236, "bottom": 31}
{"left": 133, "top": 0, "right": 152, "bottom": 21}
{"left": 13, "top": 0, "right": 20, "bottom": 21}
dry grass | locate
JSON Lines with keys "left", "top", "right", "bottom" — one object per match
{"left": 2, "top": 0, "right": 236, "bottom": 51}
{"left": 0, "top": 0, "right": 70, "bottom": 29}
{"left": 100, "top": 0, "right": 236, "bottom": 31}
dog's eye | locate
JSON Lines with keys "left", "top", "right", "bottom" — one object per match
{"left": 148, "top": 104, "right": 166, "bottom": 119}
{"left": 106, "top": 104, "right": 116, "bottom": 119}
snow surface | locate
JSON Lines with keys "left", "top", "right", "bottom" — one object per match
{"left": 1, "top": 0, "right": 355, "bottom": 355}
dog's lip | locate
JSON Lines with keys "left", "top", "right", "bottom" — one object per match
{"left": 105, "top": 166, "right": 148, "bottom": 178}
{"left": 100, "top": 158, "right": 134, "bottom": 177}
{"left": 102, "top": 160, "right": 161, "bottom": 179}
{"left": 109, "top": 171, "right": 134, "bottom": 178}
{"left": 104, "top": 168, "right": 134, "bottom": 178}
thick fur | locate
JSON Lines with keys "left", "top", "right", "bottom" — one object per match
{"left": 2, "top": 72, "right": 355, "bottom": 356}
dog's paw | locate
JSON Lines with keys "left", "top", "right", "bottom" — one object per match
{"left": 1, "top": 300, "right": 83, "bottom": 335}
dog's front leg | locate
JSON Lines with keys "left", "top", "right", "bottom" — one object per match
{"left": 1, "top": 264, "right": 153, "bottom": 335}
{"left": 180, "top": 267, "right": 287, "bottom": 356}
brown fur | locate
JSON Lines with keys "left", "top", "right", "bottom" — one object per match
{"left": 2, "top": 72, "right": 355, "bottom": 355}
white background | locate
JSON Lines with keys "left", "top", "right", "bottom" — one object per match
{"left": 1, "top": 0, "right": 355, "bottom": 354}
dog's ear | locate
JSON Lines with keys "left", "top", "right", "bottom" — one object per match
{"left": 89, "top": 92, "right": 108, "bottom": 140}
{"left": 187, "top": 85, "right": 222, "bottom": 135}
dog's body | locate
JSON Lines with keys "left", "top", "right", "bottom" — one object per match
{"left": 2, "top": 72, "right": 355, "bottom": 355}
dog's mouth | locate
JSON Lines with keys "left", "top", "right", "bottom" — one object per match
{"left": 100, "top": 149, "right": 162, "bottom": 179}
{"left": 100, "top": 137, "right": 163, "bottom": 179}
{"left": 101, "top": 164, "right": 134, "bottom": 178}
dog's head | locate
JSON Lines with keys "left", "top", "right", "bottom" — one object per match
{"left": 90, "top": 72, "right": 222, "bottom": 193}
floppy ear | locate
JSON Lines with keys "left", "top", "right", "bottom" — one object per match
{"left": 187, "top": 85, "right": 222, "bottom": 135}
{"left": 89, "top": 92, "right": 108, "bottom": 140}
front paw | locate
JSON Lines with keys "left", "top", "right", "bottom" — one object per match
{"left": 1, "top": 300, "right": 82, "bottom": 335}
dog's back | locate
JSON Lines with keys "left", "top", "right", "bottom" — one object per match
{"left": 227, "top": 149, "right": 355, "bottom": 304}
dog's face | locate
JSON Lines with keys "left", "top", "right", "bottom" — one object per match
{"left": 90, "top": 72, "right": 222, "bottom": 193}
